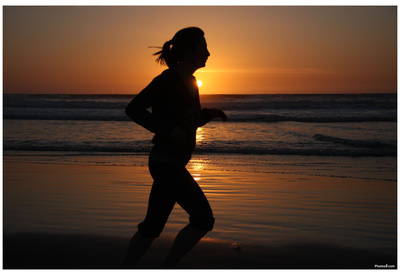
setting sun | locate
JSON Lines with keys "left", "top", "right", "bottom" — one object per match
{"left": 197, "top": 80, "right": 202, "bottom": 88}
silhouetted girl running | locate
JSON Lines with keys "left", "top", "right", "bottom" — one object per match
{"left": 122, "top": 27, "right": 227, "bottom": 268}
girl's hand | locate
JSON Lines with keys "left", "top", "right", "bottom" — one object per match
{"left": 209, "top": 108, "right": 228, "bottom": 121}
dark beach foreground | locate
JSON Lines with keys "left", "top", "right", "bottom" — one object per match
{"left": 3, "top": 232, "right": 396, "bottom": 269}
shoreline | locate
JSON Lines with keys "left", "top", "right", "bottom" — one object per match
{"left": 3, "top": 153, "right": 397, "bottom": 182}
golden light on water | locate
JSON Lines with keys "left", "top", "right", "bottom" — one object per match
{"left": 191, "top": 128, "right": 207, "bottom": 182}
{"left": 196, "top": 127, "right": 204, "bottom": 143}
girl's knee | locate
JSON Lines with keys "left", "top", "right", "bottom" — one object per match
{"left": 138, "top": 221, "right": 164, "bottom": 238}
{"left": 189, "top": 215, "right": 215, "bottom": 232}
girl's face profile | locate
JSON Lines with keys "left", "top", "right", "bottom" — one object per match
{"left": 198, "top": 37, "right": 210, "bottom": 67}
{"left": 187, "top": 37, "right": 210, "bottom": 70}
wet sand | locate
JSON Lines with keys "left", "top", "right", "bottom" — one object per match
{"left": 3, "top": 160, "right": 397, "bottom": 269}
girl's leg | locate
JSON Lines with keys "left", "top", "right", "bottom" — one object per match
{"left": 163, "top": 167, "right": 214, "bottom": 268}
{"left": 121, "top": 231, "right": 154, "bottom": 268}
{"left": 123, "top": 161, "right": 213, "bottom": 268}
{"left": 122, "top": 161, "right": 176, "bottom": 268}
{"left": 163, "top": 224, "right": 207, "bottom": 268}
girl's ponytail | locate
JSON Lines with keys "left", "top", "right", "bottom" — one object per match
{"left": 154, "top": 40, "right": 177, "bottom": 68}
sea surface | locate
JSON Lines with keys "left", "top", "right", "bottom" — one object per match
{"left": 3, "top": 93, "right": 397, "bottom": 181}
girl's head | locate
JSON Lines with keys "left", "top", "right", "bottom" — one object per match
{"left": 154, "top": 27, "right": 210, "bottom": 69}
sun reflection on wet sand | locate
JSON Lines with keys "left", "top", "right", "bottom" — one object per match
{"left": 190, "top": 158, "right": 204, "bottom": 182}
{"left": 193, "top": 174, "right": 202, "bottom": 182}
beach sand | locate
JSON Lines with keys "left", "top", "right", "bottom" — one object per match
{"left": 3, "top": 232, "right": 396, "bottom": 269}
{"left": 3, "top": 160, "right": 397, "bottom": 269}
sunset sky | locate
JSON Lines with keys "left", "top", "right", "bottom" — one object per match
{"left": 3, "top": 5, "right": 397, "bottom": 94}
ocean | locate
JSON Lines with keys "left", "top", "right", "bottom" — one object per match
{"left": 3, "top": 93, "right": 397, "bottom": 181}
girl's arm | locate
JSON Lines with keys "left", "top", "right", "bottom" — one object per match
{"left": 125, "top": 78, "right": 178, "bottom": 135}
{"left": 198, "top": 108, "right": 227, "bottom": 127}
